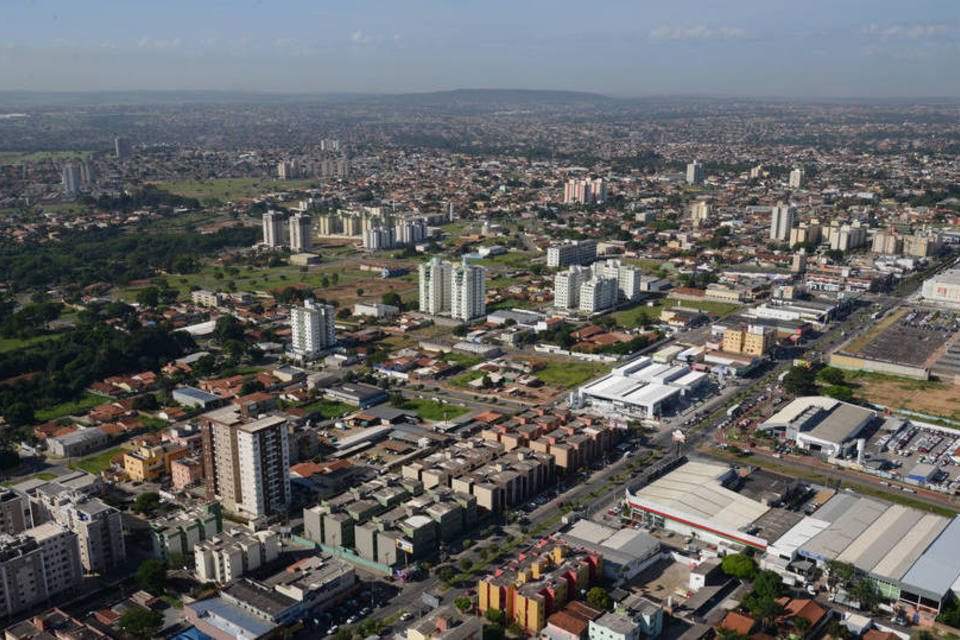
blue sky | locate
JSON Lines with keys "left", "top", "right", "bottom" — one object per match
{"left": 1, "top": 0, "right": 958, "bottom": 96}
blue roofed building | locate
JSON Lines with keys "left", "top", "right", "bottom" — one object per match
{"left": 185, "top": 597, "right": 279, "bottom": 640}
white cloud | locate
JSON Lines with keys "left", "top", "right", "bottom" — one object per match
{"left": 649, "top": 25, "right": 745, "bottom": 41}
{"left": 350, "top": 30, "right": 382, "bottom": 45}
{"left": 865, "top": 23, "right": 953, "bottom": 39}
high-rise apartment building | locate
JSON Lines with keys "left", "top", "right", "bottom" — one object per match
{"left": 750, "top": 164, "right": 764, "bottom": 179}
{"left": 277, "top": 160, "right": 298, "bottom": 180}
{"left": 289, "top": 213, "right": 312, "bottom": 252}
{"left": 451, "top": 261, "right": 486, "bottom": 321}
{"left": 594, "top": 259, "right": 643, "bottom": 302}
{"left": 546, "top": 239, "right": 597, "bottom": 268}
{"left": 563, "top": 178, "right": 607, "bottom": 205}
{"left": 685, "top": 160, "right": 704, "bottom": 185}
{"left": 554, "top": 266, "right": 592, "bottom": 309}
{"left": 320, "top": 139, "right": 340, "bottom": 152}
{"left": 61, "top": 163, "right": 81, "bottom": 196}
{"left": 262, "top": 210, "right": 286, "bottom": 247}
{"left": 0, "top": 523, "right": 82, "bottom": 617}
{"left": 769, "top": 203, "right": 796, "bottom": 242}
{"left": 0, "top": 490, "right": 29, "bottom": 535}
{"left": 579, "top": 276, "right": 619, "bottom": 314}
{"left": 200, "top": 411, "right": 291, "bottom": 520}
{"left": 290, "top": 299, "right": 336, "bottom": 359}
{"left": 49, "top": 497, "right": 124, "bottom": 575}
{"left": 789, "top": 167, "right": 805, "bottom": 189}
{"left": 114, "top": 137, "right": 132, "bottom": 160}
{"left": 419, "top": 257, "right": 452, "bottom": 315}
{"left": 79, "top": 159, "right": 97, "bottom": 185}
{"left": 690, "top": 200, "right": 710, "bottom": 227}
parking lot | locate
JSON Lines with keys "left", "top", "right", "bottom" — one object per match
{"left": 865, "top": 419, "right": 960, "bottom": 494}
{"left": 855, "top": 307, "right": 960, "bottom": 368}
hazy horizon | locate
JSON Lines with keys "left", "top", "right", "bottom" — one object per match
{"left": 1, "top": 0, "right": 958, "bottom": 98}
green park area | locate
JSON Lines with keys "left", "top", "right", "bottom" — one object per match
{"left": 613, "top": 296, "right": 740, "bottom": 328}
{"left": 0, "top": 150, "right": 91, "bottom": 164}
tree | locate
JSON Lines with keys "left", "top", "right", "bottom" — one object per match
{"left": 239, "top": 379, "right": 265, "bottom": 396}
{"left": 213, "top": 315, "right": 245, "bottom": 342}
{"left": 823, "top": 385, "right": 854, "bottom": 402}
{"left": 438, "top": 566, "right": 457, "bottom": 583}
{"left": 782, "top": 366, "right": 817, "bottom": 396}
{"left": 454, "top": 596, "right": 472, "bottom": 613}
{"left": 817, "top": 367, "right": 846, "bottom": 386}
{"left": 459, "top": 558, "right": 474, "bottom": 572}
{"left": 0, "top": 448, "right": 20, "bottom": 471}
{"left": 2, "top": 402, "right": 34, "bottom": 426}
{"left": 586, "top": 586, "right": 612, "bottom": 611}
{"left": 134, "top": 492, "right": 162, "bottom": 514}
{"left": 382, "top": 292, "right": 403, "bottom": 309}
{"left": 132, "top": 394, "right": 159, "bottom": 412}
{"left": 136, "top": 287, "right": 160, "bottom": 308}
{"left": 752, "top": 571, "right": 784, "bottom": 600}
{"left": 485, "top": 609, "right": 506, "bottom": 625}
{"left": 356, "top": 288, "right": 365, "bottom": 297}
{"left": 721, "top": 553, "right": 758, "bottom": 581}
{"left": 453, "top": 324, "right": 468, "bottom": 337}
{"left": 850, "top": 577, "right": 881, "bottom": 612}
{"left": 117, "top": 608, "right": 163, "bottom": 640}
{"left": 136, "top": 559, "right": 167, "bottom": 593}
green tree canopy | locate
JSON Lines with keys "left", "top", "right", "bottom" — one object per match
{"left": 136, "top": 559, "right": 167, "bottom": 593}
{"left": 117, "top": 608, "right": 163, "bottom": 640}
{"left": 721, "top": 553, "right": 758, "bottom": 581}
{"left": 586, "top": 586, "right": 612, "bottom": 611}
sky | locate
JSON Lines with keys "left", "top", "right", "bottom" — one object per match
{"left": 0, "top": 0, "right": 958, "bottom": 97}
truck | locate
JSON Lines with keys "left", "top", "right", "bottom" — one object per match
{"left": 726, "top": 403, "right": 743, "bottom": 418}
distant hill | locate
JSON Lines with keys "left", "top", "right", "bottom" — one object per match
{"left": 370, "top": 88, "right": 611, "bottom": 106}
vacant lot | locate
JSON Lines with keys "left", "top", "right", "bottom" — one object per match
{"left": 155, "top": 177, "right": 321, "bottom": 200}
{"left": 397, "top": 398, "right": 469, "bottom": 422}
{"left": 69, "top": 446, "right": 126, "bottom": 474}
{"left": 0, "top": 333, "right": 60, "bottom": 354}
{"left": 848, "top": 371, "right": 960, "bottom": 420}
{"left": 521, "top": 358, "right": 609, "bottom": 388}
{"left": 35, "top": 393, "right": 105, "bottom": 421}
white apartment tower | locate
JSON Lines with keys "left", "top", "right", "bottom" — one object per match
{"left": 554, "top": 266, "right": 592, "bottom": 309}
{"left": 686, "top": 160, "right": 704, "bottom": 185}
{"left": 579, "top": 276, "right": 619, "bottom": 314}
{"left": 769, "top": 203, "right": 796, "bottom": 242}
{"left": 289, "top": 213, "right": 313, "bottom": 252}
{"left": 789, "top": 167, "right": 805, "bottom": 189}
{"left": 451, "top": 260, "right": 486, "bottom": 321}
{"left": 262, "top": 210, "right": 286, "bottom": 247}
{"left": 290, "top": 299, "right": 336, "bottom": 359}
{"left": 419, "top": 257, "right": 452, "bottom": 315}
{"left": 690, "top": 200, "right": 711, "bottom": 227}
{"left": 61, "top": 163, "right": 81, "bottom": 195}
{"left": 595, "top": 259, "right": 642, "bottom": 302}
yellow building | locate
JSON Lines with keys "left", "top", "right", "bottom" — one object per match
{"left": 124, "top": 443, "right": 188, "bottom": 483}
{"left": 477, "top": 543, "right": 602, "bottom": 635}
{"left": 723, "top": 325, "right": 775, "bottom": 357}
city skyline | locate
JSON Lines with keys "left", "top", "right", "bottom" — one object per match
{"left": 0, "top": 0, "right": 958, "bottom": 97}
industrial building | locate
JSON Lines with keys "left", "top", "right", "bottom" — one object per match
{"left": 562, "top": 520, "right": 662, "bottom": 586}
{"left": 624, "top": 460, "right": 770, "bottom": 551}
{"left": 766, "top": 491, "right": 960, "bottom": 614}
{"left": 575, "top": 356, "right": 708, "bottom": 419}
{"left": 759, "top": 397, "right": 876, "bottom": 458}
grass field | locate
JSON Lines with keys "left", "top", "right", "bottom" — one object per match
{"left": 474, "top": 251, "right": 538, "bottom": 270}
{"left": 529, "top": 360, "right": 609, "bottom": 388}
{"left": 121, "top": 261, "right": 417, "bottom": 306}
{"left": 663, "top": 297, "right": 741, "bottom": 316}
{"left": 612, "top": 303, "right": 659, "bottom": 328}
{"left": 398, "top": 398, "right": 469, "bottom": 422}
{"left": 0, "top": 333, "right": 60, "bottom": 354}
{"left": 35, "top": 393, "right": 105, "bottom": 422}
{"left": 69, "top": 446, "right": 126, "bottom": 475}
{"left": 155, "top": 177, "right": 321, "bottom": 201}
{"left": 847, "top": 370, "right": 960, "bottom": 420}
{"left": 300, "top": 398, "right": 354, "bottom": 419}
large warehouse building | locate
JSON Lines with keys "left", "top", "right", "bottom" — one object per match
{"left": 576, "top": 356, "right": 708, "bottom": 418}
{"left": 624, "top": 460, "right": 770, "bottom": 550}
{"left": 759, "top": 396, "right": 876, "bottom": 458}
{"left": 766, "top": 491, "right": 960, "bottom": 613}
